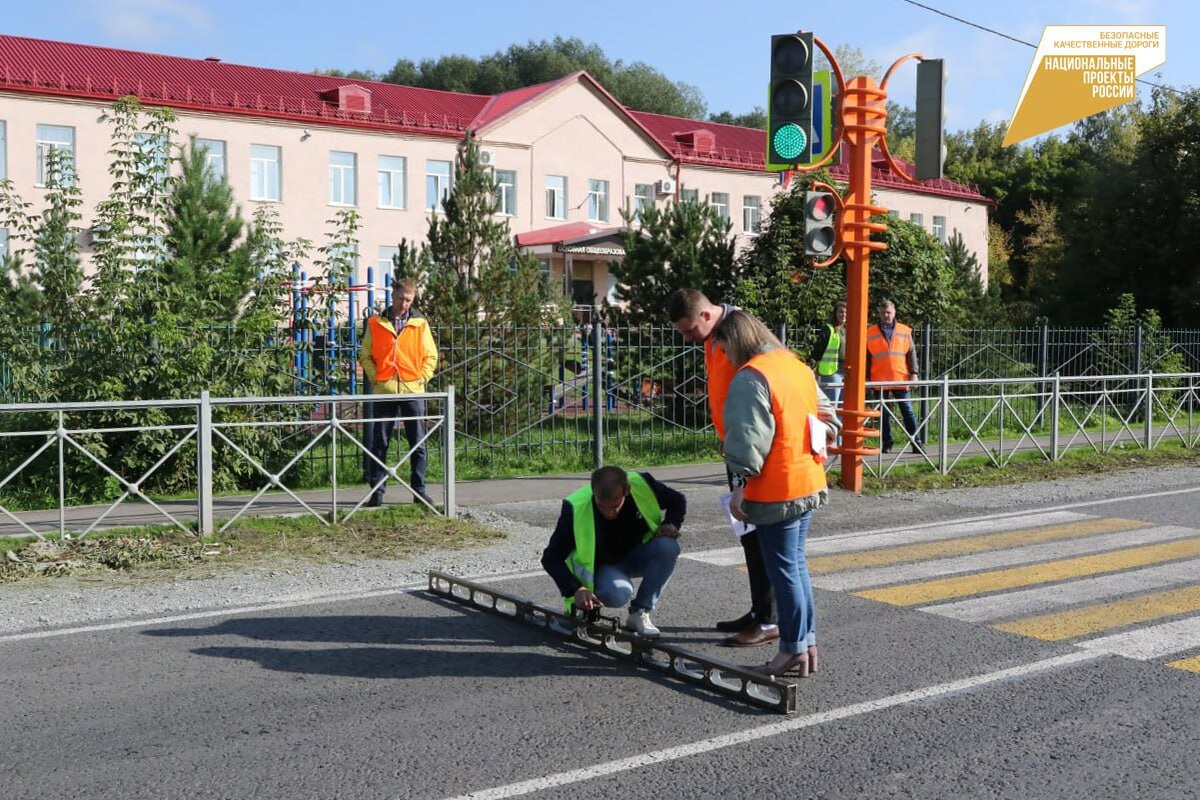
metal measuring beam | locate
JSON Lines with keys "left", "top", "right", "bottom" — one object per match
{"left": 427, "top": 571, "right": 798, "bottom": 714}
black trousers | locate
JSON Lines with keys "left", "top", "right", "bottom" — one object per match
{"left": 728, "top": 469, "right": 777, "bottom": 625}
{"left": 366, "top": 398, "right": 427, "bottom": 496}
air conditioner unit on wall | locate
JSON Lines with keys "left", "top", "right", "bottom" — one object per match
{"left": 656, "top": 178, "right": 676, "bottom": 195}
{"left": 479, "top": 149, "right": 496, "bottom": 167}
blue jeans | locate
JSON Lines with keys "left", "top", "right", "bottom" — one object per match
{"left": 755, "top": 511, "right": 816, "bottom": 655}
{"left": 366, "top": 398, "right": 428, "bottom": 495}
{"left": 818, "top": 372, "right": 843, "bottom": 406}
{"left": 595, "top": 535, "right": 681, "bottom": 613}
{"left": 879, "top": 389, "right": 919, "bottom": 450}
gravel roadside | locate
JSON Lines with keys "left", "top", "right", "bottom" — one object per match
{"left": 2, "top": 463, "right": 1197, "bottom": 637}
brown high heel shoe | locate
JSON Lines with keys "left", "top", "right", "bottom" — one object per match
{"left": 754, "top": 651, "right": 810, "bottom": 678}
{"left": 807, "top": 645, "right": 819, "bottom": 674}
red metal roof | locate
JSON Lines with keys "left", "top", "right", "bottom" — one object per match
{"left": 515, "top": 222, "right": 610, "bottom": 247}
{"left": 0, "top": 34, "right": 988, "bottom": 202}
{"left": 0, "top": 34, "right": 489, "bottom": 137}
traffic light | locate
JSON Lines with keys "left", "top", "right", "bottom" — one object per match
{"left": 767, "top": 32, "right": 815, "bottom": 169}
{"left": 803, "top": 190, "right": 835, "bottom": 257}
{"left": 915, "top": 59, "right": 946, "bottom": 180}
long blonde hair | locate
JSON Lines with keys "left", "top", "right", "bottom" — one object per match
{"left": 713, "top": 309, "right": 784, "bottom": 366}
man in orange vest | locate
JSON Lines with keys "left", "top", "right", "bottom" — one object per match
{"left": 358, "top": 278, "right": 439, "bottom": 507}
{"left": 669, "top": 288, "right": 779, "bottom": 648}
{"left": 865, "top": 299, "right": 922, "bottom": 454}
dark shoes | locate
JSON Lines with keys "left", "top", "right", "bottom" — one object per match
{"left": 366, "top": 492, "right": 384, "bottom": 508}
{"left": 715, "top": 612, "right": 757, "bottom": 633}
{"left": 413, "top": 491, "right": 434, "bottom": 508}
{"left": 722, "top": 624, "right": 780, "bottom": 648}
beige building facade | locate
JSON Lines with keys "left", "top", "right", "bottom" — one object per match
{"left": 0, "top": 35, "right": 992, "bottom": 309}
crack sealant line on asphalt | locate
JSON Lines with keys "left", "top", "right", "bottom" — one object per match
{"left": 431, "top": 650, "right": 1106, "bottom": 800}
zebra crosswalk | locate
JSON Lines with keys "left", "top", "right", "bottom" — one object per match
{"left": 685, "top": 510, "right": 1200, "bottom": 676}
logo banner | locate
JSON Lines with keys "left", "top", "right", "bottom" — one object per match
{"left": 1003, "top": 25, "right": 1166, "bottom": 146}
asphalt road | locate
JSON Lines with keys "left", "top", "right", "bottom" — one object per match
{"left": 4, "top": 473, "right": 1200, "bottom": 799}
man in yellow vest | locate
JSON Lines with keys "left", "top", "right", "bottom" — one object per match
{"left": 810, "top": 300, "right": 847, "bottom": 405}
{"left": 865, "top": 299, "right": 922, "bottom": 454}
{"left": 541, "top": 466, "right": 685, "bottom": 638}
{"left": 358, "top": 278, "right": 439, "bottom": 507}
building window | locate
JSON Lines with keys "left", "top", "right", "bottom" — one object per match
{"left": 633, "top": 183, "right": 654, "bottom": 219}
{"left": 932, "top": 215, "right": 946, "bottom": 242}
{"left": 909, "top": 212, "right": 924, "bottom": 227}
{"left": 249, "top": 144, "right": 282, "bottom": 201}
{"left": 546, "top": 175, "right": 567, "bottom": 219}
{"left": 710, "top": 192, "right": 730, "bottom": 221}
{"left": 495, "top": 169, "right": 517, "bottom": 216}
{"left": 195, "top": 138, "right": 226, "bottom": 179}
{"left": 680, "top": 188, "right": 699, "bottom": 204}
{"left": 378, "top": 245, "right": 400, "bottom": 274}
{"left": 378, "top": 155, "right": 406, "bottom": 209}
{"left": 35, "top": 124, "right": 75, "bottom": 187}
{"left": 587, "top": 179, "right": 609, "bottom": 223}
{"left": 743, "top": 195, "right": 762, "bottom": 234}
{"left": 426, "top": 159, "right": 452, "bottom": 213}
{"left": 887, "top": 210, "right": 900, "bottom": 219}
{"left": 329, "top": 151, "right": 357, "bottom": 206}
{"left": 0, "top": 121, "right": 7, "bottom": 180}
{"left": 134, "top": 132, "right": 171, "bottom": 189}
{"left": 538, "top": 257, "right": 551, "bottom": 285}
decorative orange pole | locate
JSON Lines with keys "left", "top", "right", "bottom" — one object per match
{"left": 792, "top": 37, "right": 928, "bottom": 492}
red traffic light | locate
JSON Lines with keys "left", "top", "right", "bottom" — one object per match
{"left": 809, "top": 193, "right": 835, "bottom": 221}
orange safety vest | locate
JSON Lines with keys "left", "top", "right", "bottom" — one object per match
{"left": 368, "top": 315, "right": 432, "bottom": 384}
{"left": 705, "top": 337, "right": 737, "bottom": 440}
{"left": 739, "top": 348, "right": 827, "bottom": 504}
{"left": 866, "top": 322, "right": 913, "bottom": 389}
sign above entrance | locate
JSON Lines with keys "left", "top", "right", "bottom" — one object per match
{"left": 557, "top": 244, "right": 625, "bottom": 256}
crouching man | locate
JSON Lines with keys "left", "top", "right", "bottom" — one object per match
{"left": 541, "top": 466, "right": 685, "bottom": 638}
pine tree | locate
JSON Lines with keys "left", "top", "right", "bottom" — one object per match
{"left": 166, "top": 137, "right": 250, "bottom": 317}
{"left": 611, "top": 196, "right": 738, "bottom": 326}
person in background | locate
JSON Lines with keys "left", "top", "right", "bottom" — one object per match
{"left": 718, "top": 310, "right": 839, "bottom": 678}
{"left": 358, "top": 278, "right": 438, "bottom": 507}
{"left": 810, "top": 300, "right": 847, "bottom": 406}
{"left": 668, "top": 289, "right": 779, "bottom": 649}
{"left": 541, "top": 466, "right": 685, "bottom": 638}
{"left": 865, "top": 299, "right": 922, "bottom": 455}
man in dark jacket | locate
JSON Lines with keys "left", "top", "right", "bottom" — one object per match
{"left": 541, "top": 466, "right": 685, "bottom": 638}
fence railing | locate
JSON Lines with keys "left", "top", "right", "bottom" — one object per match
{"left": 0, "top": 390, "right": 456, "bottom": 539}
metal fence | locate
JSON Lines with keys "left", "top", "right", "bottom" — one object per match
{"left": 0, "top": 390, "right": 456, "bottom": 539}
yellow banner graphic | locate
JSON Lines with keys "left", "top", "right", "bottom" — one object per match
{"left": 1004, "top": 25, "right": 1166, "bottom": 146}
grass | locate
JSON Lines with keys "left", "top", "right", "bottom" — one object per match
{"left": 843, "top": 438, "right": 1200, "bottom": 495}
{"left": 0, "top": 504, "right": 502, "bottom": 584}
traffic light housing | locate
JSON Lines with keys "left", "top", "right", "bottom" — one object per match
{"left": 915, "top": 59, "right": 946, "bottom": 180}
{"left": 803, "top": 190, "right": 835, "bottom": 258}
{"left": 767, "top": 32, "right": 815, "bottom": 169}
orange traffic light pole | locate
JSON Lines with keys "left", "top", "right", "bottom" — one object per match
{"left": 791, "top": 36, "right": 927, "bottom": 492}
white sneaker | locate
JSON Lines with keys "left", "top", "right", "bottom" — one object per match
{"left": 625, "top": 609, "right": 661, "bottom": 638}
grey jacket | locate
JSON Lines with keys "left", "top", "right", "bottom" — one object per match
{"left": 722, "top": 348, "right": 841, "bottom": 525}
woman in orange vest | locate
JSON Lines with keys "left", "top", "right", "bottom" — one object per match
{"left": 717, "top": 310, "right": 840, "bottom": 678}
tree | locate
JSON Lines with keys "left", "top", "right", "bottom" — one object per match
{"left": 166, "top": 137, "right": 251, "bottom": 318}
{"left": 866, "top": 218, "right": 955, "bottom": 327}
{"left": 733, "top": 176, "right": 845, "bottom": 350}
{"left": 709, "top": 108, "right": 766, "bottom": 129}
{"left": 610, "top": 198, "right": 738, "bottom": 326}
{"left": 31, "top": 147, "right": 84, "bottom": 328}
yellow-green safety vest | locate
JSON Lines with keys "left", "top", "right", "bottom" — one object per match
{"left": 818, "top": 324, "right": 841, "bottom": 377}
{"left": 562, "top": 472, "right": 663, "bottom": 612}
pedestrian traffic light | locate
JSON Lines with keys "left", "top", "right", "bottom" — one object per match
{"left": 803, "top": 191, "right": 836, "bottom": 257}
{"left": 767, "top": 32, "right": 815, "bottom": 170}
{"left": 915, "top": 59, "right": 946, "bottom": 180}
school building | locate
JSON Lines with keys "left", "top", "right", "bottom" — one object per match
{"left": 0, "top": 34, "right": 991, "bottom": 311}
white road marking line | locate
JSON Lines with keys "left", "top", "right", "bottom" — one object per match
{"left": 814, "top": 525, "right": 1196, "bottom": 592}
{"left": 0, "top": 568, "right": 549, "bottom": 645}
{"left": 431, "top": 651, "right": 1104, "bottom": 800}
{"left": 926, "top": 558, "right": 1200, "bottom": 623}
{"left": 1077, "top": 615, "right": 1200, "bottom": 660}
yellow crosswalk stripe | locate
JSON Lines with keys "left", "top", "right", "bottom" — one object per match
{"left": 855, "top": 536, "right": 1200, "bottom": 607}
{"left": 1166, "top": 656, "right": 1200, "bottom": 673}
{"left": 808, "top": 518, "right": 1147, "bottom": 575}
{"left": 995, "top": 585, "right": 1200, "bottom": 641}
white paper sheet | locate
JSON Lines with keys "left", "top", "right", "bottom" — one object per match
{"left": 720, "top": 492, "right": 755, "bottom": 538}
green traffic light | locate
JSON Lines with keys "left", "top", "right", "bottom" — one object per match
{"left": 773, "top": 124, "right": 807, "bottom": 160}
